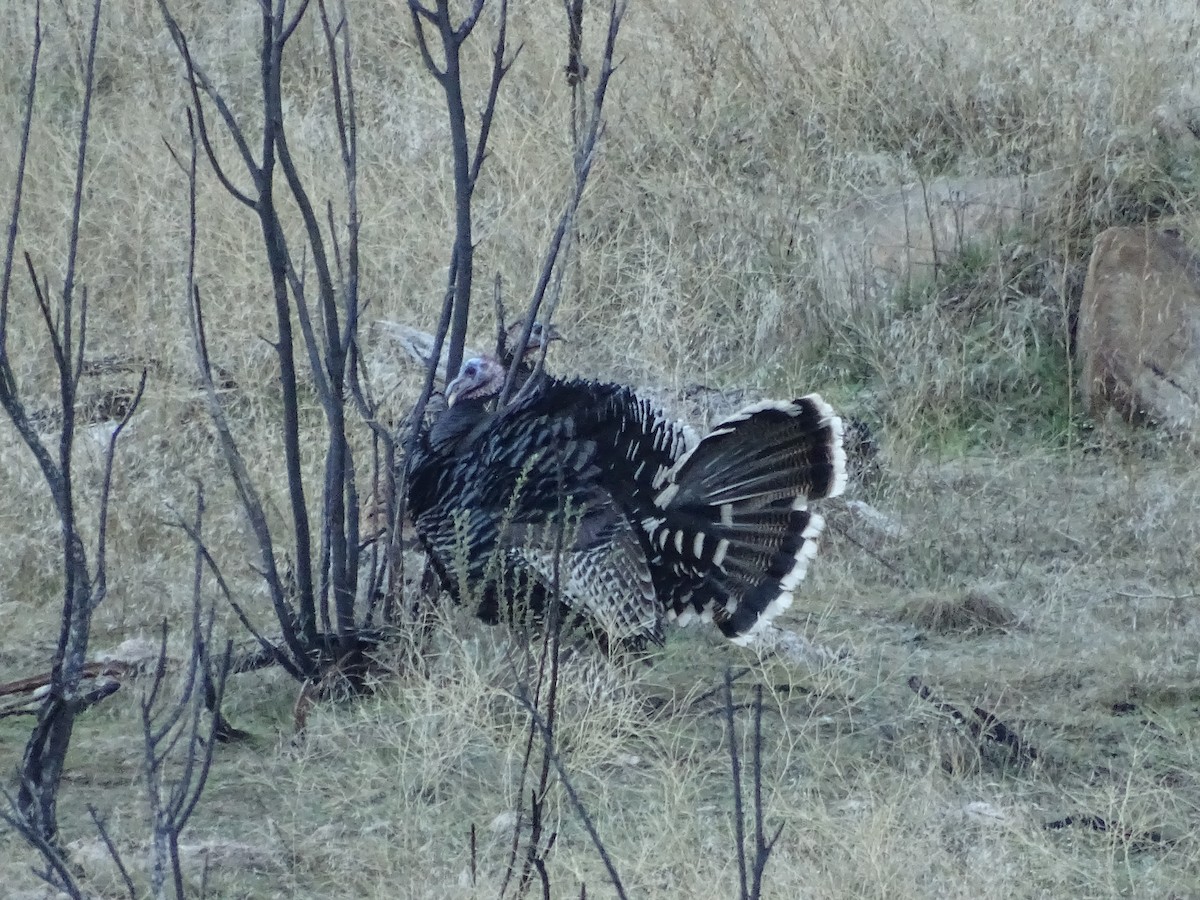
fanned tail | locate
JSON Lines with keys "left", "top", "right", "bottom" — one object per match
{"left": 645, "top": 394, "right": 846, "bottom": 643}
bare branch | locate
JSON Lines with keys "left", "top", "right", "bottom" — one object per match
{"left": 156, "top": 3, "right": 258, "bottom": 206}
{"left": 723, "top": 671, "right": 749, "bottom": 900}
{"left": 87, "top": 806, "right": 138, "bottom": 900}
{"left": 93, "top": 368, "right": 148, "bottom": 601}
{"left": 161, "top": 0, "right": 380, "bottom": 680}
{"left": 8, "top": 0, "right": 112, "bottom": 845}
{"left": 411, "top": 0, "right": 513, "bottom": 381}
{"left": 281, "top": 0, "right": 314, "bottom": 43}
{"left": 59, "top": 0, "right": 104, "bottom": 353}
{"left": 510, "top": 688, "right": 629, "bottom": 900}
{"left": 457, "top": 0, "right": 488, "bottom": 39}
{"left": 169, "top": 509, "right": 304, "bottom": 681}
{"left": 492, "top": 273, "right": 507, "bottom": 357}
{"left": 469, "top": 0, "right": 517, "bottom": 188}
{"left": 1, "top": 0, "right": 42, "bottom": 341}
{"left": 176, "top": 102, "right": 311, "bottom": 673}
{"left": 26, "top": 253, "right": 67, "bottom": 377}
{"left": 409, "top": 3, "right": 448, "bottom": 80}
{"left": 70, "top": 285, "right": 89, "bottom": 399}
{"left": 499, "top": 0, "right": 624, "bottom": 407}
{"left": 0, "top": 786, "right": 84, "bottom": 898}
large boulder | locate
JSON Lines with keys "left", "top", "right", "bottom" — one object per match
{"left": 1077, "top": 227, "right": 1200, "bottom": 434}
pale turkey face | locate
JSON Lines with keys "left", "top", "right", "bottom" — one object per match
{"left": 446, "top": 356, "right": 503, "bottom": 407}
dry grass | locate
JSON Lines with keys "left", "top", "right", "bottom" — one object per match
{"left": 3, "top": 0, "right": 1200, "bottom": 896}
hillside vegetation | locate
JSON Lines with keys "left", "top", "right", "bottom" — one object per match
{"left": 1, "top": 0, "right": 1198, "bottom": 897}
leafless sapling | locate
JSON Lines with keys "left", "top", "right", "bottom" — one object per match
{"left": 157, "top": 0, "right": 383, "bottom": 686}
{"left": 0, "top": 0, "right": 147, "bottom": 846}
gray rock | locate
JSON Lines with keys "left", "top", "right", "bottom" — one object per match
{"left": 1077, "top": 227, "right": 1200, "bottom": 435}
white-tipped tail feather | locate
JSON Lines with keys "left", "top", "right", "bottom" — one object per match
{"left": 646, "top": 394, "right": 845, "bottom": 643}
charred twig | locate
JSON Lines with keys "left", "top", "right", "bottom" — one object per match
{"left": 723, "top": 672, "right": 784, "bottom": 900}
{"left": 510, "top": 688, "right": 629, "bottom": 900}
{"left": 969, "top": 702, "right": 1039, "bottom": 762}
{"left": 142, "top": 486, "right": 234, "bottom": 899}
{"left": 408, "top": 0, "right": 516, "bottom": 383}
{"left": 398, "top": 0, "right": 517, "bottom": 606}
{"left": 0, "top": 784, "right": 83, "bottom": 898}
{"left": 1, "top": 0, "right": 148, "bottom": 845}
{"left": 500, "top": 489, "right": 570, "bottom": 898}
{"left": 681, "top": 665, "right": 755, "bottom": 714}
{"left": 907, "top": 676, "right": 1040, "bottom": 764}
{"left": 911, "top": 678, "right": 1177, "bottom": 849}
{"left": 1042, "top": 814, "right": 1175, "bottom": 850}
{"left": 563, "top": 0, "right": 586, "bottom": 87}
{"left": 167, "top": 498, "right": 305, "bottom": 682}
{"left": 500, "top": 0, "right": 626, "bottom": 407}
{"left": 87, "top": 806, "right": 138, "bottom": 900}
{"left": 468, "top": 822, "right": 478, "bottom": 887}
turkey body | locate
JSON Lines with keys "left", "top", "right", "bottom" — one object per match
{"left": 407, "top": 362, "right": 846, "bottom": 648}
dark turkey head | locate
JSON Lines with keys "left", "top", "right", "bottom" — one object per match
{"left": 446, "top": 356, "right": 505, "bottom": 407}
{"left": 504, "top": 320, "right": 565, "bottom": 359}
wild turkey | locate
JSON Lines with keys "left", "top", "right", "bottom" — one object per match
{"left": 423, "top": 322, "right": 562, "bottom": 457}
{"left": 500, "top": 320, "right": 563, "bottom": 389}
{"left": 407, "top": 355, "right": 847, "bottom": 648}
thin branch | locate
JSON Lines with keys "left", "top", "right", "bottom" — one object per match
{"left": 723, "top": 669, "right": 749, "bottom": 900}
{"left": 456, "top": 0, "right": 488, "bottom": 39}
{"left": 10, "top": 0, "right": 107, "bottom": 845}
{"left": 27, "top": 253, "right": 67, "bottom": 379}
{"left": 87, "top": 806, "right": 138, "bottom": 900}
{"left": 1, "top": 0, "right": 42, "bottom": 341}
{"left": 408, "top": 3, "right": 448, "bottom": 81}
{"left": 93, "top": 368, "right": 148, "bottom": 600}
{"left": 499, "top": 0, "right": 624, "bottom": 406}
{"left": 0, "top": 787, "right": 83, "bottom": 898}
{"left": 748, "top": 685, "right": 782, "bottom": 898}
{"left": 70, "top": 285, "right": 88, "bottom": 399}
{"left": 156, "top": 4, "right": 258, "bottom": 206}
{"left": 169, "top": 512, "right": 303, "bottom": 680}
{"left": 468, "top": 0, "right": 517, "bottom": 189}
{"left": 512, "top": 689, "right": 629, "bottom": 900}
{"left": 59, "top": 0, "right": 104, "bottom": 361}
{"left": 281, "top": 0, "right": 314, "bottom": 43}
{"left": 173, "top": 83, "right": 309, "bottom": 671}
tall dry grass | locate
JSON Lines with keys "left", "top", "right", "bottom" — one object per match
{"left": 2, "top": 0, "right": 1199, "bottom": 896}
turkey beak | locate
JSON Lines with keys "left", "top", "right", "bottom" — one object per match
{"left": 445, "top": 374, "right": 465, "bottom": 408}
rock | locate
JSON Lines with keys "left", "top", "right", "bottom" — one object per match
{"left": 751, "top": 625, "right": 852, "bottom": 668}
{"left": 488, "top": 811, "right": 518, "bottom": 834}
{"left": 368, "top": 320, "right": 485, "bottom": 384}
{"left": 93, "top": 637, "right": 160, "bottom": 667}
{"left": 961, "top": 800, "right": 1012, "bottom": 827}
{"left": 842, "top": 499, "right": 905, "bottom": 539}
{"left": 1076, "top": 227, "right": 1200, "bottom": 434}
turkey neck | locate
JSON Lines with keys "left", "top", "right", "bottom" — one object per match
{"left": 428, "top": 397, "right": 495, "bottom": 456}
